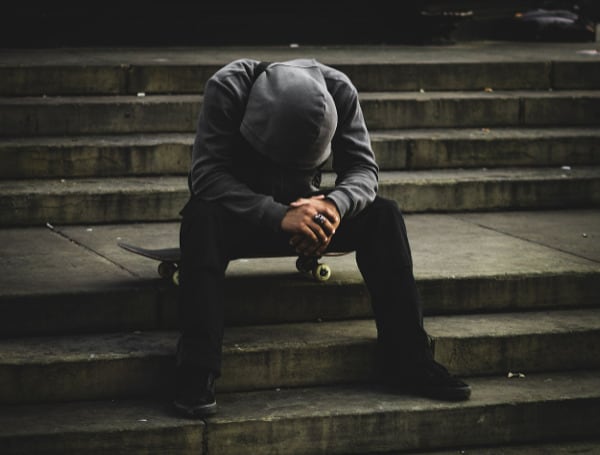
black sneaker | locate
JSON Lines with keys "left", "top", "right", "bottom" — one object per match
{"left": 173, "top": 366, "right": 217, "bottom": 418}
{"left": 383, "top": 359, "right": 471, "bottom": 401}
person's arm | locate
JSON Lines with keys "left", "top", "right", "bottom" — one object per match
{"left": 288, "top": 75, "right": 378, "bottom": 257}
{"left": 189, "top": 69, "right": 288, "bottom": 232}
{"left": 325, "top": 79, "right": 379, "bottom": 219}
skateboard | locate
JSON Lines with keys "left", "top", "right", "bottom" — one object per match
{"left": 117, "top": 242, "right": 340, "bottom": 285}
{"left": 118, "top": 242, "right": 182, "bottom": 284}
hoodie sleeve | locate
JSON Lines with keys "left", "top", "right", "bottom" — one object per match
{"left": 189, "top": 62, "right": 288, "bottom": 232}
{"left": 325, "top": 76, "right": 379, "bottom": 219}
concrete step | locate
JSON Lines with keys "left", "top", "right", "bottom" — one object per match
{"left": 1, "top": 90, "right": 599, "bottom": 137}
{"left": 186, "top": 371, "right": 600, "bottom": 455}
{"left": 1, "top": 43, "right": 599, "bottom": 96}
{"left": 428, "top": 440, "right": 600, "bottom": 455}
{"left": 0, "top": 399, "right": 204, "bottom": 454}
{"left": 2, "top": 309, "right": 600, "bottom": 404}
{"left": 2, "top": 167, "right": 599, "bottom": 226}
{"left": 2, "top": 127, "right": 600, "bottom": 179}
{"left": 0, "top": 134, "right": 193, "bottom": 179}
{"left": 2, "top": 210, "right": 599, "bottom": 337}
{"left": 0, "top": 370, "right": 597, "bottom": 454}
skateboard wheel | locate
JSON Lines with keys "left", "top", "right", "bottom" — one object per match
{"left": 172, "top": 270, "right": 180, "bottom": 286}
{"left": 158, "top": 262, "right": 176, "bottom": 280}
{"left": 313, "top": 263, "right": 331, "bottom": 282}
{"left": 296, "top": 256, "right": 314, "bottom": 274}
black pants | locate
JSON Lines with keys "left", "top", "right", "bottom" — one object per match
{"left": 177, "top": 196, "right": 431, "bottom": 376}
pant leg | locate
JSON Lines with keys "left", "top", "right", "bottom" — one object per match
{"left": 329, "top": 196, "right": 431, "bottom": 364}
{"left": 177, "top": 197, "right": 294, "bottom": 376}
{"left": 177, "top": 195, "right": 430, "bottom": 377}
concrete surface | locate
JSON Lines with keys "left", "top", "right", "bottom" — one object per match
{"left": 204, "top": 371, "right": 600, "bottom": 455}
{"left": 0, "top": 400, "right": 203, "bottom": 454}
{"left": 1, "top": 42, "right": 599, "bottom": 96}
{"left": 1, "top": 210, "right": 599, "bottom": 336}
{"left": 0, "top": 310, "right": 598, "bottom": 403}
{"left": 0, "top": 370, "right": 597, "bottom": 455}
{"left": 429, "top": 440, "right": 600, "bottom": 455}
{"left": 456, "top": 209, "right": 600, "bottom": 263}
{"left": 4, "top": 128, "right": 597, "bottom": 179}
{"left": 2, "top": 90, "right": 599, "bottom": 137}
{"left": 2, "top": 167, "right": 600, "bottom": 226}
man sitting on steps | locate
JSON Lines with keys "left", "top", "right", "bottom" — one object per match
{"left": 174, "top": 58, "right": 471, "bottom": 418}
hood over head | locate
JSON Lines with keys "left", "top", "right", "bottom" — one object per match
{"left": 240, "top": 59, "right": 337, "bottom": 170}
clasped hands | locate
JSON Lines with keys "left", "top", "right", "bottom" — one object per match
{"left": 280, "top": 195, "right": 340, "bottom": 257}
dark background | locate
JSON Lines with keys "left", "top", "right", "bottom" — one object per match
{"left": 1, "top": 1, "right": 598, "bottom": 48}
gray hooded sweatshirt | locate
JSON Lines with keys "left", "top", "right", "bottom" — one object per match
{"left": 189, "top": 58, "right": 379, "bottom": 232}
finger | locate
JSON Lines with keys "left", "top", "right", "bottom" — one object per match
{"left": 317, "top": 216, "right": 336, "bottom": 236}
{"left": 313, "top": 211, "right": 337, "bottom": 237}
{"left": 310, "top": 219, "right": 329, "bottom": 244}
{"left": 299, "top": 226, "right": 324, "bottom": 253}
{"left": 315, "top": 237, "right": 332, "bottom": 256}
{"left": 299, "top": 224, "right": 320, "bottom": 245}
{"left": 295, "top": 237, "right": 316, "bottom": 256}
{"left": 291, "top": 194, "right": 325, "bottom": 207}
{"left": 300, "top": 239, "right": 321, "bottom": 256}
{"left": 289, "top": 234, "right": 303, "bottom": 248}
{"left": 316, "top": 245, "right": 327, "bottom": 256}
{"left": 290, "top": 198, "right": 311, "bottom": 208}
{"left": 319, "top": 206, "right": 340, "bottom": 226}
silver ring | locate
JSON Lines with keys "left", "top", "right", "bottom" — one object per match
{"left": 313, "top": 213, "right": 326, "bottom": 226}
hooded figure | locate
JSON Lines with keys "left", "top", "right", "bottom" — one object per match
{"left": 189, "top": 58, "right": 378, "bottom": 231}
{"left": 240, "top": 60, "right": 338, "bottom": 170}
{"left": 176, "top": 58, "right": 471, "bottom": 419}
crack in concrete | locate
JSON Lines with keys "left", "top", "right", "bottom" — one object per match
{"left": 451, "top": 214, "right": 600, "bottom": 266}
{"left": 45, "top": 222, "right": 142, "bottom": 278}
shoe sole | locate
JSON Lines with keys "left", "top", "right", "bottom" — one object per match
{"left": 173, "top": 400, "right": 218, "bottom": 418}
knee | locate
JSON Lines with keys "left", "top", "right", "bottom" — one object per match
{"left": 181, "top": 198, "right": 227, "bottom": 229}
{"left": 180, "top": 198, "right": 227, "bottom": 243}
{"left": 369, "top": 197, "right": 404, "bottom": 222}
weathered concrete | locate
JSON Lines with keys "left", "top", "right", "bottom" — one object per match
{"left": 1, "top": 310, "right": 598, "bottom": 403}
{"left": 1, "top": 42, "right": 599, "bottom": 95}
{"left": 0, "top": 371, "right": 597, "bottom": 455}
{"left": 455, "top": 209, "right": 600, "bottom": 263}
{"left": 0, "top": 176, "right": 188, "bottom": 226}
{"left": 427, "top": 309, "right": 600, "bottom": 375}
{"left": 376, "top": 167, "right": 600, "bottom": 212}
{"left": 2, "top": 211, "right": 599, "bottom": 336}
{"left": 0, "top": 134, "right": 193, "bottom": 179}
{"left": 0, "top": 95, "right": 200, "bottom": 137}
{"left": 3, "top": 127, "right": 598, "bottom": 179}
{"left": 429, "top": 440, "right": 600, "bottom": 455}
{"left": 204, "top": 371, "right": 600, "bottom": 454}
{"left": 0, "top": 227, "right": 157, "bottom": 335}
{"left": 2, "top": 167, "right": 600, "bottom": 226}
{"left": 361, "top": 90, "right": 600, "bottom": 129}
{"left": 0, "top": 400, "right": 204, "bottom": 455}
{"left": 2, "top": 90, "right": 599, "bottom": 137}
{"left": 387, "top": 127, "right": 600, "bottom": 170}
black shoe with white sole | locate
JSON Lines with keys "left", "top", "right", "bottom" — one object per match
{"left": 382, "top": 359, "right": 471, "bottom": 401}
{"left": 173, "top": 366, "right": 217, "bottom": 418}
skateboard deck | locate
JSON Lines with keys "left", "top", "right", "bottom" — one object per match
{"left": 117, "top": 242, "right": 341, "bottom": 285}
{"left": 118, "top": 242, "right": 182, "bottom": 284}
